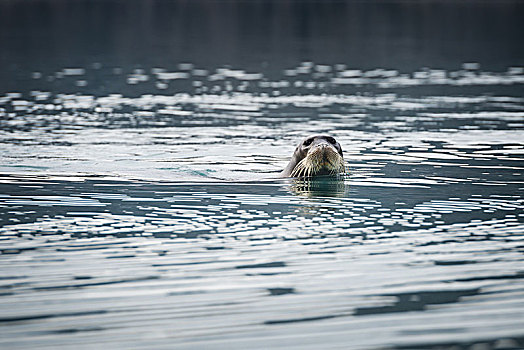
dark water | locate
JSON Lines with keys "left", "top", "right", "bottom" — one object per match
{"left": 1, "top": 1, "right": 524, "bottom": 349}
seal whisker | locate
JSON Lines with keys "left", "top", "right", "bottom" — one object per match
{"left": 292, "top": 157, "right": 311, "bottom": 178}
{"left": 280, "top": 135, "right": 345, "bottom": 178}
{"left": 300, "top": 158, "right": 308, "bottom": 177}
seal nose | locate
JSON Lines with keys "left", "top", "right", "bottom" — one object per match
{"left": 315, "top": 143, "right": 334, "bottom": 164}
{"left": 316, "top": 141, "right": 330, "bottom": 149}
{"left": 318, "top": 142, "right": 333, "bottom": 153}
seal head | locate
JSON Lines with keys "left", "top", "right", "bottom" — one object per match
{"left": 281, "top": 135, "right": 345, "bottom": 178}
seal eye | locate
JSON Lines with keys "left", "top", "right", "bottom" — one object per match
{"left": 303, "top": 138, "right": 314, "bottom": 147}
{"left": 326, "top": 136, "right": 336, "bottom": 144}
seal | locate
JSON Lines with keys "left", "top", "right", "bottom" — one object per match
{"left": 280, "top": 135, "right": 345, "bottom": 178}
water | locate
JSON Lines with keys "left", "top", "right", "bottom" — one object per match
{"left": 1, "top": 1, "right": 524, "bottom": 349}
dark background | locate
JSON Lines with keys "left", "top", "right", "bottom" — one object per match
{"left": 1, "top": 0, "right": 523, "bottom": 80}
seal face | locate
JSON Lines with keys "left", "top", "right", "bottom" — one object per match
{"left": 281, "top": 135, "right": 345, "bottom": 178}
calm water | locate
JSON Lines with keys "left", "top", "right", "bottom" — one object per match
{"left": 1, "top": 1, "right": 524, "bottom": 349}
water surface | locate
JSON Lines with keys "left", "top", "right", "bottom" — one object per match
{"left": 1, "top": 1, "right": 524, "bottom": 349}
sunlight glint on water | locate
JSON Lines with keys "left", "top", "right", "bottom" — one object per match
{"left": 1, "top": 1, "right": 524, "bottom": 348}
{"left": 1, "top": 61, "right": 523, "bottom": 349}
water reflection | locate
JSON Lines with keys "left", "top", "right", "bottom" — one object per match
{"left": 1, "top": 0, "right": 524, "bottom": 349}
{"left": 289, "top": 176, "right": 348, "bottom": 198}
{"left": 2, "top": 0, "right": 524, "bottom": 90}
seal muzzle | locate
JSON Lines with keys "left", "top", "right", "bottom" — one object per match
{"left": 281, "top": 135, "right": 346, "bottom": 178}
{"left": 290, "top": 142, "right": 345, "bottom": 177}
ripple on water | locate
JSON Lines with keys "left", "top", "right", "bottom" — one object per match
{"left": 1, "top": 59, "right": 524, "bottom": 349}
{"left": 0, "top": 175, "right": 523, "bottom": 349}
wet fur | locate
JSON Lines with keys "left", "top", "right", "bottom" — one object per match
{"left": 281, "top": 135, "right": 345, "bottom": 178}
